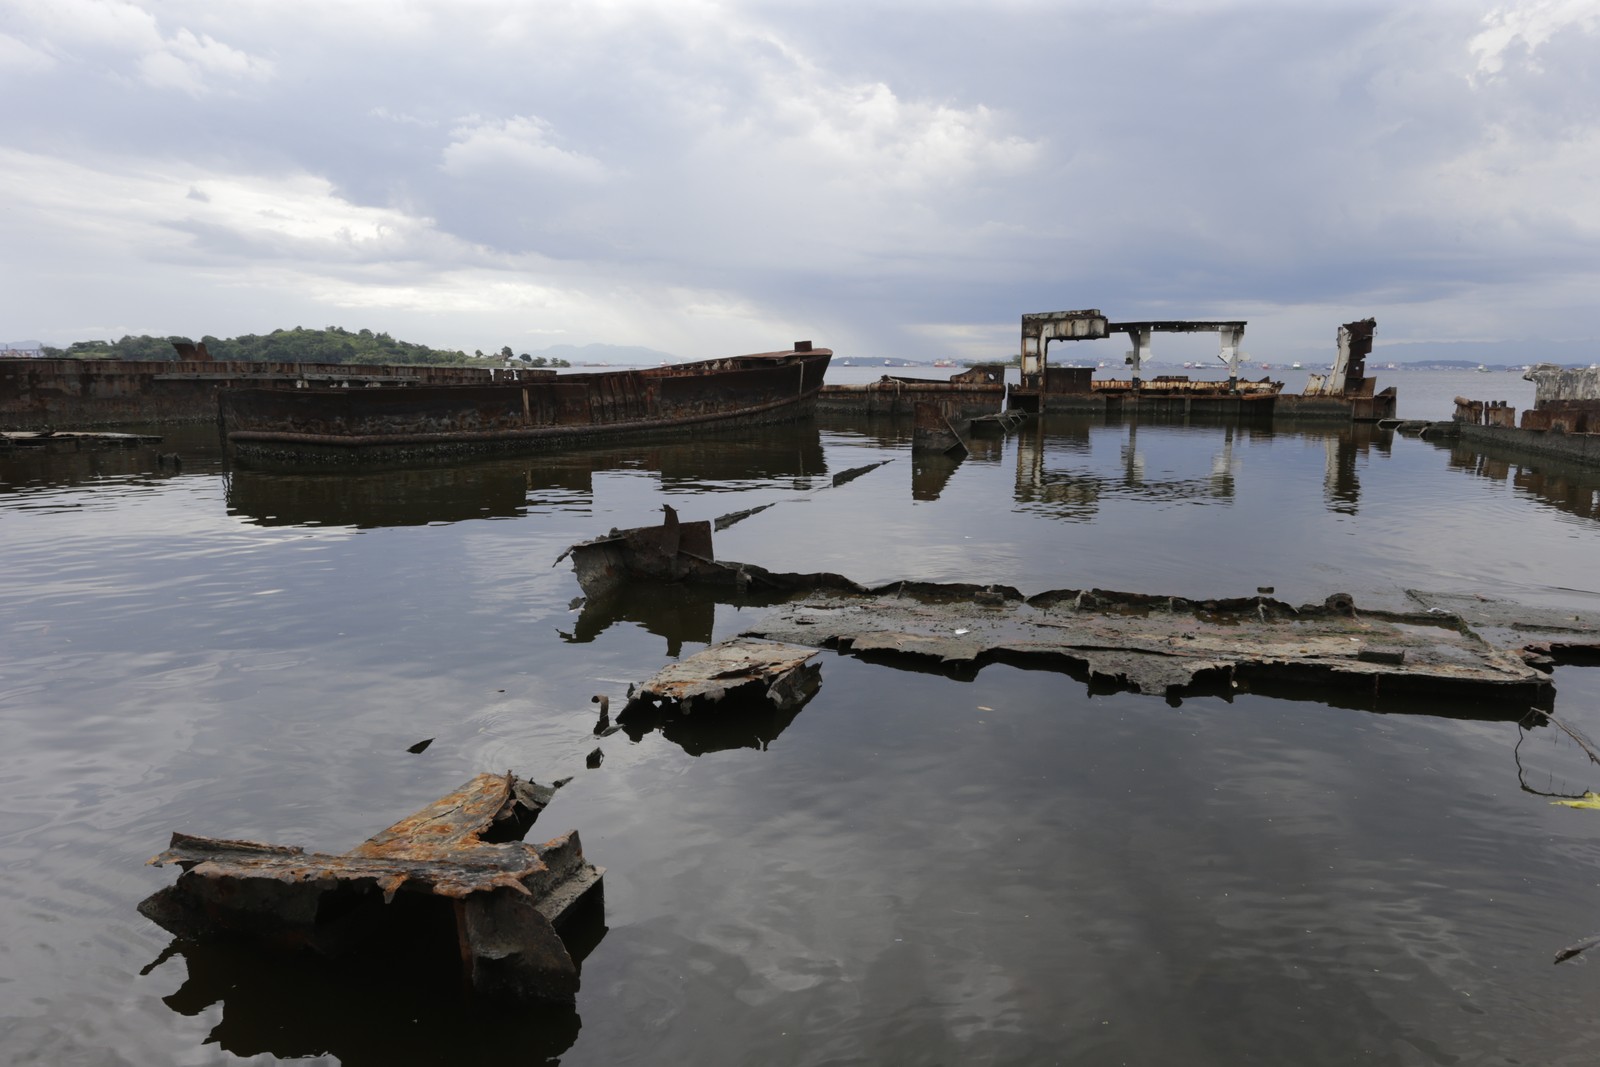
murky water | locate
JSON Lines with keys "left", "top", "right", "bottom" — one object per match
{"left": 2, "top": 370, "right": 1597, "bottom": 1066}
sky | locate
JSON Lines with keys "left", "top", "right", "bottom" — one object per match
{"left": 1, "top": 0, "right": 1596, "bottom": 364}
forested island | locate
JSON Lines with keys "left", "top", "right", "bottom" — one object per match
{"left": 38, "top": 327, "right": 570, "bottom": 367}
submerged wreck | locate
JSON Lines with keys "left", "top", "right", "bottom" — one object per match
{"left": 217, "top": 343, "right": 832, "bottom": 467}
{"left": 1442, "top": 364, "right": 1600, "bottom": 465}
{"left": 567, "top": 515, "right": 1600, "bottom": 711}
{"left": 621, "top": 637, "right": 822, "bottom": 718}
{"left": 1007, "top": 310, "right": 1395, "bottom": 421}
{"left": 139, "top": 773, "right": 604, "bottom": 1003}
{"left": 816, "top": 365, "right": 1007, "bottom": 417}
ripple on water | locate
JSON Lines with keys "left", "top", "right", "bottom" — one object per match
{"left": 4, "top": 418, "right": 1600, "bottom": 1065}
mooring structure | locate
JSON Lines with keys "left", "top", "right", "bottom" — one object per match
{"left": 1011, "top": 309, "right": 1393, "bottom": 421}
{"left": 1018, "top": 309, "right": 1251, "bottom": 391}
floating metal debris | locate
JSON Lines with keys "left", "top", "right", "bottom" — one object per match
{"left": 621, "top": 637, "right": 822, "bottom": 719}
{"left": 139, "top": 773, "right": 603, "bottom": 1003}
{"left": 566, "top": 514, "right": 1600, "bottom": 710}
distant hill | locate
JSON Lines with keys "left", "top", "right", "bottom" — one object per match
{"left": 1280, "top": 337, "right": 1596, "bottom": 367}
{"left": 2, "top": 340, "right": 45, "bottom": 353}
{"left": 525, "top": 342, "right": 681, "bottom": 365}
{"left": 38, "top": 327, "right": 475, "bottom": 365}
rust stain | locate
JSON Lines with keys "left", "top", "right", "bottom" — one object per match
{"left": 139, "top": 773, "right": 604, "bottom": 1002}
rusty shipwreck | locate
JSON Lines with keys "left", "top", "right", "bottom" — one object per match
{"left": 216, "top": 343, "right": 832, "bottom": 466}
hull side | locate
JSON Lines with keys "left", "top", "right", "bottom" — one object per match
{"left": 220, "top": 350, "right": 831, "bottom": 467}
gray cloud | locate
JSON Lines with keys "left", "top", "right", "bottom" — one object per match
{"left": 2, "top": 1, "right": 1596, "bottom": 360}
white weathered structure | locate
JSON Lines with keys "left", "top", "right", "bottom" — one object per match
{"left": 1019, "top": 309, "right": 1109, "bottom": 384}
{"left": 1524, "top": 363, "right": 1600, "bottom": 406}
{"left": 1018, "top": 310, "right": 1250, "bottom": 389}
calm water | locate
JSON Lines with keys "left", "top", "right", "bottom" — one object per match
{"left": 2, "top": 370, "right": 1597, "bottom": 1066}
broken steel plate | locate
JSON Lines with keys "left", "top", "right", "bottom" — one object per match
{"left": 744, "top": 587, "right": 1558, "bottom": 708}
{"left": 139, "top": 773, "right": 603, "bottom": 1003}
{"left": 623, "top": 637, "right": 822, "bottom": 717}
{"left": 565, "top": 512, "right": 1600, "bottom": 710}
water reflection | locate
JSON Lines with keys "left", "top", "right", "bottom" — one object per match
{"left": 1014, "top": 418, "right": 1240, "bottom": 519}
{"left": 911, "top": 451, "right": 965, "bottom": 501}
{"left": 814, "top": 412, "right": 913, "bottom": 451}
{"left": 648, "top": 430, "right": 827, "bottom": 489}
{"left": 617, "top": 692, "right": 811, "bottom": 755}
{"left": 1317, "top": 423, "right": 1390, "bottom": 515}
{"left": 226, "top": 462, "right": 550, "bottom": 527}
{"left": 225, "top": 423, "right": 830, "bottom": 528}
{"left": 0, "top": 423, "right": 226, "bottom": 495}
{"left": 563, "top": 583, "right": 822, "bottom": 753}
{"left": 1011, "top": 418, "right": 1393, "bottom": 520}
{"left": 12, "top": 397, "right": 1600, "bottom": 1065}
{"left": 562, "top": 582, "right": 722, "bottom": 654}
{"left": 146, "top": 937, "right": 586, "bottom": 1066}
{"left": 1439, "top": 439, "right": 1600, "bottom": 523}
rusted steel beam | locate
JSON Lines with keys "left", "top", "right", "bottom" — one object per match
{"left": 138, "top": 773, "right": 603, "bottom": 1003}
{"left": 1105, "top": 320, "right": 1249, "bottom": 332}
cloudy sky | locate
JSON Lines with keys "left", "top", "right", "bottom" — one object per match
{"left": 2, "top": 0, "right": 1595, "bottom": 363}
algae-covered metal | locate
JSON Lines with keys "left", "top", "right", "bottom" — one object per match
{"left": 566, "top": 513, "right": 1600, "bottom": 710}
{"left": 747, "top": 586, "right": 1559, "bottom": 708}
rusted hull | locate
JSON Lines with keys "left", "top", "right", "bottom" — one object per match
{"left": 219, "top": 347, "right": 832, "bottom": 467}
{"left": 1010, "top": 386, "right": 1397, "bottom": 422}
{"left": 1276, "top": 387, "right": 1398, "bottom": 422}
{"left": 0, "top": 357, "right": 503, "bottom": 430}
{"left": 1012, "top": 388, "right": 1280, "bottom": 418}
{"left": 912, "top": 400, "right": 971, "bottom": 454}
{"left": 816, "top": 366, "right": 1004, "bottom": 417}
{"left": 1445, "top": 367, "right": 1600, "bottom": 466}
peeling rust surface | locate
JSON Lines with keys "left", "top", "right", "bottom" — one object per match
{"left": 139, "top": 773, "right": 604, "bottom": 1003}
{"left": 912, "top": 400, "right": 970, "bottom": 455}
{"left": 816, "top": 369, "right": 1004, "bottom": 417}
{"left": 628, "top": 637, "right": 820, "bottom": 711}
{"left": 569, "top": 514, "right": 1600, "bottom": 711}
{"left": 744, "top": 587, "right": 1558, "bottom": 707}
{"left": 218, "top": 347, "right": 832, "bottom": 466}
{"left": 0, "top": 357, "right": 493, "bottom": 430}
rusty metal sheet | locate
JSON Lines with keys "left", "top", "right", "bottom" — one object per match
{"left": 629, "top": 637, "right": 820, "bottom": 712}
{"left": 912, "top": 400, "right": 970, "bottom": 455}
{"left": 147, "top": 774, "right": 574, "bottom": 900}
{"left": 744, "top": 587, "right": 1562, "bottom": 708}
{"left": 218, "top": 347, "right": 832, "bottom": 467}
{"left": 139, "top": 773, "right": 604, "bottom": 1003}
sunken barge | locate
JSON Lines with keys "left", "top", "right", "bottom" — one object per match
{"left": 1443, "top": 364, "right": 1600, "bottom": 466}
{"left": 0, "top": 353, "right": 499, "bottom": 430}
{"left": 218, "top": 344, "right": 832, "bottom": 467}
{"left": 816, "top": 364, "right": 1007, "bottom": 417}
{"left": 1007, "top": 311, "right": 1396, "bottom": 422}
